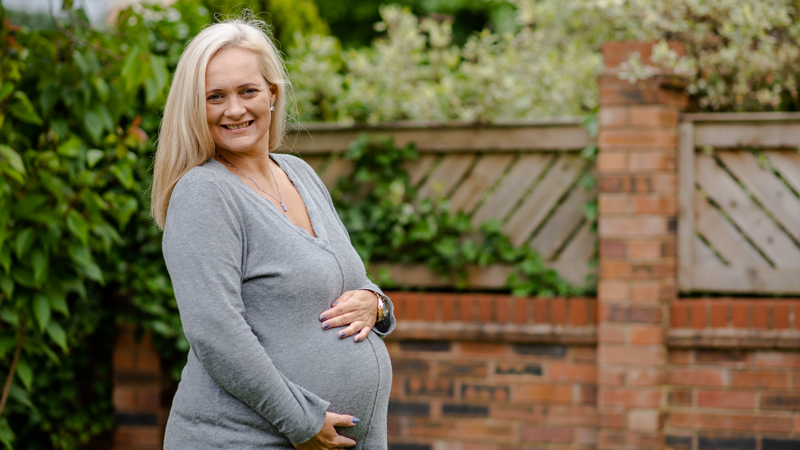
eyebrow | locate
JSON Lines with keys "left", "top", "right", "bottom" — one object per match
{"left": 205, "top": 82, "right": 261, "bottom": 95}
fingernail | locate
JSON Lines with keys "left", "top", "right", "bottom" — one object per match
{"left": 333, "top": 301, "right": 339, "bottom": 306}
{"left": 339, "top": 331, "right": 345, "bottom": 338}
{"left": 354, "top": 337, "right": 360, "bottom": 342}
{"left": 320, "top": 315, "right": 326, "bottom": 321}
{"left": 323, "top": 323, "right": 329, "bottom": 329}
{"left": 352, "top": 417, "right": 360, "bottom": 424}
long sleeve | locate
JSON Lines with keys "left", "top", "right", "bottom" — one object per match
{"left": 162, "top": 180, "right": 328, "bottom": 444}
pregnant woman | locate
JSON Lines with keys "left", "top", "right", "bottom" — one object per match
{"left": 150, "top": 17, "right": 395, "bottom": 449}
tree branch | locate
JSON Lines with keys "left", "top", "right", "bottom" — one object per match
{"left": 0, "top": 326, "right": 24, "bottom": 417}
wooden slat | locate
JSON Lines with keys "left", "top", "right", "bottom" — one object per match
{"left": 504, "top": 154, "right": 589, "bottom": 246}
{"left": 471, "top": 154, "right": 553, "bottom": 227}
{"left": 404, "top": 154, "right": 439, "bottom": 187}
{"left": 694, "top": 123, "right": 800, "bottom": 149}
{"left": 677, "top": 121, "right": 695, "bottom": 292}
{"left": 449, "top": 154, "right": 515, "bottom": 213}
{"left": 686, "top": 266, "right": 800, "bottom": 294}
{"left": 693, "top": 236, "right": 725, "bottom": 268}
{"left": 718, "top": 151, "right": 800, "bottom": 242}
{"left": 529, "top": 184, "right": 597, "bottom": 260}
{"left": 548, "top": 221, "right": 595, "bottom": 287}
{"left": 373, "top": 263, "right": 512, "bottom": 289}
{"left": 682, "top": 112, "right": 800, "bottom": 122}
{"left": 288, "top": 125, "right": 591, "bottom": 154}
{"left": 764, "top": 150, "right": 800, "bottom": 195}
{"left": 694, "top": 190, "right": 770, "bottom": 270}
{"left": 319, "top": 156, "right": 353, "bottom": 189}
{"left": 696, "top": 155, "right": 800, "bottom": 268}
{"left": 415, "top": 154, "right": 476, "bottom": 201}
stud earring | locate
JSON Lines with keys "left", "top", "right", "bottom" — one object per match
{"left": 270, "top": 103, "right": 274, "bottom": 111}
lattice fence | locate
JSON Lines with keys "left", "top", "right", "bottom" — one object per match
{"left": 679, "top": 113, "right": 800, "bottom": 294}
{"left": 284, "top": 121, "right": 596, "bottom": 287}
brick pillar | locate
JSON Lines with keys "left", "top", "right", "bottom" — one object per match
{"left": 596, "top": 41, "right": 687, "bottom": 450}
{"left": 112, "top": 324, "right": 165, "bottom": 449}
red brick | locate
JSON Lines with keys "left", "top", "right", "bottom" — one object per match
{"left": 773, "top": 302, "right": 791, "bottom": 329}
{"left": 668, "top": 350, "right": 692, "bottom": 365}
{"left": 599, "top": 217, "right": 669, "bottom": 237}
{"left": 599, "top": 194, "right": 630, "bottom": 214}
{"left": 549, "top": 362, "right": 597, "bottom": 382}
{"left": 690, "top": 301, "right": 707, "bottom": 329}
{"left": 600, "top": 346, "right": 663, "bottom": 366}
{"left": 571, "top": 299, "right": 588, "bottom": 326}
{"left": 697, "top": 391, "right": 756, "bottom": 409}
{"left": 794, "top": 414, "right": 800, "bottom": 433}
{"left": 513, "top": 298, "right": 527, "bottom": 325}
{"left": 573, "top": 346, "right": 597, "bottom": 362}
{"left": 551, "top": 299, "right": 567, "bottom": 324}
{"left": 599, "top": 388, "right": 661, "bottom": 408}
{"left": 598, "top": 280, "right": 628, "bottom": 302}
{"left": 575, "top": 427, "right": 599, "bottom": 445}
{"left": 671, "top": 303, "right": 688, "bottom": 328}
{"left": 730, "top": 371, "right": 789, "bottom": 389}
{"left": 669, "top": 389, "right": 692, "bottom": 406}
{"left": 457, "top": 420, "right": 515, "bottom": 441}
{"left": 628, "top": 152, "right": 676, "bottom": 172}
{"left": 458, "top": 342, "right": 507, "bottom": 357}
{"left": 441, "top": 294, "right": 456, "bottom": 322}
{"left": 137, "top": 351, "right": 161, "bottom": 371}
{"left": 600, "top": 240, "right": 627, "bottom": 258}
{"left": 599, "top": 368, "right": 626, "bottom": 386}
{"left": 731, "top": 302, "right": 749, "bottom": 328}
{"left": 520, "top": 425, "right": 572, "bottom": 443}
{"left": 628, "top": 239, "right": 665, "bottom": 259}
{"left": 598, "top": 152, "right": 628, "bottom": 171}
{"left": 598, "top": 410, "right": 626, "bottom": 428}
{"left": 598, "top": 128, "right": 678, "bottom": 150}
{"left": 669, "top": 412, "right": 729, "bottom": 430}
{"left": 495, "top": 296, "right": 511, "bottom": 324}
{"left": 113, "top": 349, "right": 135, "bottom": 370}
{"left": 491, "top": 403, "right": 548, "bottom": 421}
{"left": 796, "top": 301, "right": 800, "bottom": 329}
{"left": 477, "top": 295, "right": 492, "bottom": 322}
{"left": 710, "top": 302, "right": 728, "bottom": 327}
{"left": 668, "top": 368, "right": 725, "bottom": 386}
{"left": 754, "top": 351, "right": 800, "bottom": 368}
{"left": 458, "top": 296, "right": 474, "bottom": 322}
{"left": 629, "top": 325, "right": 663, "bottom": 345}
{"left": 113, "top": 426, "right": 163, "bottom": 446}
{"left": 515, "top": 384, "right": 573, "bottom": 403}
{"left": 626, "top": 368, "right": 664, "bottom": 386}
{"left": 629, "top": 282, "right": 660, "bottom": 303}
{"left": 534, "top": 299, "right": 548, "bottom": 323}
{"left": 404, "top": 295, "right": 419, "bottom": 321}
{"left": 599, "top": 324, "right": 626, "bottom": 344}
{"left": 752, "top": 302, "right": 769, "bottom": 329}
{"left": 599, "top": 106, "right": 629, "bottom": 126}
{"left": 423, "top": 295, "right": 437, "bottom": 322}
{"left": 628, "top": 409, "right": 661, "bottom": 431}
{"left": 600, "top": 304, "right": 662, "bottom": 323}
{"left": 696, "top": 350, "right": 749, "bottom": 365}
{"left": 730, "top": 414, "right": 793, "bottom": 433}
{"left": 631, "top": 194, "right": 677, "bottom": 214}
{"left": 628, "top": 105, "right": 680, "bottom": 127}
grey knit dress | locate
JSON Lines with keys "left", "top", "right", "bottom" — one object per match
{"left": 161, "top": 154, "right": 395, "bottom": 449}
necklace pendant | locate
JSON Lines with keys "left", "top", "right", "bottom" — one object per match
{"left": 280, "top": 201, "right": 288, "bottom": 212}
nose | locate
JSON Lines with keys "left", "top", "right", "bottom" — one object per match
{"left": 224, "top": 96, "right": 246, "bottom": 119}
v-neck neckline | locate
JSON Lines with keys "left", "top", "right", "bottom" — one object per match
{"left": 208, "top": 155, "right": 327, "bottom": 243}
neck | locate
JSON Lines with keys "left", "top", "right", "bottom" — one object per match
{"left": 215, "top": 148, "right": 273, "bottom": 175}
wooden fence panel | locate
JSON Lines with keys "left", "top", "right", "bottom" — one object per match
{"left": 679, "top": 113, "right": 800, "bottom": 294}
{"left": 283, "top": 121, "right": 597, "bottom": 289}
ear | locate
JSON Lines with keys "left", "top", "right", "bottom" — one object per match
{"left": 269, "top": 83, "right": 278, "bottom": 104}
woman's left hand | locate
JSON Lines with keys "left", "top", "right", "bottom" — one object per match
{"left": 319, "top": 290, "right": 378, "bottom": 343}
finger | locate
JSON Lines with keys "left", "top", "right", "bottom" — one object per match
{"left": 353, "top": 326, "right": 372, "bottom": 343}
{"left": 336, "top": 322, "right": 366, "bottom": 339}
{"left": 334, "top": 436, "right": 357, "bottom": 448}
{"left": 331, "top": 290, "right": 355, "bottom": 308}
{"left": 319, "top": 295, "right": 358, "bottom": 321}
{"left": 330, "top": 413, "right": 359, "bottom": 427}
{"left": 322, "top": 311, "right": 369, "bottom": 330}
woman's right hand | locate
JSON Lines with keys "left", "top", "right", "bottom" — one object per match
{"left": 293, "top": 412, "right": 358, "bottom": 449}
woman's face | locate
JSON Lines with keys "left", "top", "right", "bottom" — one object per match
{"left": 204, "top": 46, "right": 276, "bottom": 156}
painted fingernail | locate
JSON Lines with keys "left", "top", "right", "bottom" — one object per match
{"left": 333, "top": 301, "right": 339, "bottom": 306}
{"left": 320, "top": 315, "right": 326, "bottom": 321}
{"left": 323, "top": 323, "right": 329, "bottom": 329}
{"left": 339, "top": 331, "right": 345, "bottom": 338}
{"left": 352, "top": 417, "right": 360, "bottom": 424}
{"left": 354, "top": 337, "right": 360, "bottom": 342}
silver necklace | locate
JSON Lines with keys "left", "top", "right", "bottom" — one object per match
{"left": 216, "top": 151, "right": 288, "bottom": 212}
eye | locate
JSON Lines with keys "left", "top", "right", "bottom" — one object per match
{"left": 207, "top": 93, "right": 223, "bottom": 102}
{"left": 242, "top": 88, "right": 259, "bottom": 96}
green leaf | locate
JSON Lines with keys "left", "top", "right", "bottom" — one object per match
{"left": 33, "top": 293, "right": 51, "bottom": 332}
{"left": 93, "top": 77, "right": 110, "bottom": 102}
{"left": 110, "top": 164, "right": 134, "bottom": 190}
{"left": 46, "top": 321, "right": 68, "bottom": 352}
{"left": 84, "top": 109, "right": 104, "bottom": 143}
{"left": 16, "top": 359, "right": 32, "bottom": 390}
{"left": 10, "top": 91, "right": 43, "bottom": 126}
{"left": 9, "top": 384, "right": 35, "bottom": 410}
{"left": 67, "top": 210, "right": 89, "bottom": 243}
{"left": 0, "top": 307, "right": 19, "bottom": 327}
{"left": 14, "top": 228, "right": 35, "bottom": 259}
{"left": 0, "top": 272, "right": 12, "bottom": 299}
{"left": 0, "top": 144, "right": 27, "bottom": 178}
{"left": 79, "top": 261, "right": 105, "bottom": 284}
{"left": 0, "top": 82, "right": 14, "bottom": 102}
{"left": 56, "top": 136, "right": 83, "bottom": 158}
{"left": 0, "top": 335, "right": 15, "bottom": 356}
{"left": 46, "top": 287, "right": 69, "bottom": 317}
{"left": 86, "top": 149, "right": 105, "bottom": 168}
{"left": 31, "top": 249, "right": 47, "bottom": 284}
{"left": 73, "top": 50, "right": 91, "bottom": 74}
{"left": 0, "top": 247, "right": 8, "bottom": 274}
{"left": 40, "top": 83, "right": 60, "bottom": 115}
{"left": 0, "top": 417, "right": 15, "bottom": 450}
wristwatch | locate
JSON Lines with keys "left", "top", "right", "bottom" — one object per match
{"left": 375, "top": 291, "right": 388, "bottom": 322}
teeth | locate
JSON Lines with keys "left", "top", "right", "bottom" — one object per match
{"left": 225, "top": 122, "right": 251, "bottom": 130}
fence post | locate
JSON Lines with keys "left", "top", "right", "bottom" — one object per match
{"left": 596, "top": 41, "right": 688, "bottom": 450}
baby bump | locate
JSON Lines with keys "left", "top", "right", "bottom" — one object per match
{"left": 265, "top": 328, "right": 392, "bottom": 442}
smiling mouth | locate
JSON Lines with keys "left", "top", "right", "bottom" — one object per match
{"left": 223, "top": 121, "right": 253, "bottom": 130}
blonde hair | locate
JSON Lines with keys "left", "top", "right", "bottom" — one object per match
{"left": 150, "top": 17, "right": 290, "bottom": 229}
